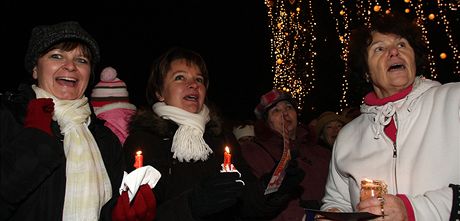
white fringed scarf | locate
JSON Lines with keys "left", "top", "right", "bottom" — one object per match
{"left": 32, "top": 85, "right": 112, "bottom": 220}
{"left": 152, "top": 102, "right": 212, "bottom": 162}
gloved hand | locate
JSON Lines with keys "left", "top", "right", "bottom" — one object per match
{"left": 24, "top": 98, "right": 54, "bottom": 136}
{"left": 112, "top": 184, "right": 157, "bottom": 221}
{"left": 189, "top": 172, "right": 244, "bottom": 218}
{"left": 262, "top": 159, "right": 305, "bottom": 207}
{"left": 278, "top": 159, "right": 305, "bottom": 195}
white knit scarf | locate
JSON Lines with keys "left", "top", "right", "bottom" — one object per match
{"left": 152, "top": 102, "right": 212, "bottom": 162}
{"left": 32, "top": 85, "right": 112, "bottom": 220}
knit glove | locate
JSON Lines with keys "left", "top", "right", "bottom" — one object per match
{"left": 24, "top": 98, "right": 54, "bottom": 136}
{"left": 189, "top": 172, "right": 244, "bottom": 218}
{"left": 112, "top": 184, "right": 157, "bottom": 221}
{"left": 262, "top": 159, "right": 305, "bottom": 207}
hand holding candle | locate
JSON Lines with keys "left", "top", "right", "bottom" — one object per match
{"left": 134, "top": 150, "right": 143, "bottom": 169}
{"left": 219, "top": 146, "right": 244, "bottom": 184}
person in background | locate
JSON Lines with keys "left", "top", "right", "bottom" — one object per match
{"left": 233, "top": 121, "right": 256, "bottom": 144}
{"left": 314, "top": 111, "right": 347, "bottom": 151}
{"left": 320, "top": 13, "right": 460, "bottom": 221}
{"left": 304, "top": 113, "right": 319, "bottom": 143}
{"left": 123, "top": 46, "right": 286, "bottom": 221}
{"left": 91, "top": 66, "right": 137, "bottom": 145}
{"left": 240, "top": 89, "right": 331, "bottom": 221}
{"left": 339, "top": 106, "right": 361, "bottom": 123}
{"left": 0, "top": 21, "right": 155, "bottom": 221}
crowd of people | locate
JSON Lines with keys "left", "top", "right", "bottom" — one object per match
{"left": 1, "top": 12, "right": 459, "bottom": 221}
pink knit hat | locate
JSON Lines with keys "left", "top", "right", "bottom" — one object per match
{"left": 91, "top": 67, "right": 131, "bottom": 112}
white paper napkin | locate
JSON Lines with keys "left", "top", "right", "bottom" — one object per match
{"left": 119, "top": 165, "right": 161, "bottom": 202}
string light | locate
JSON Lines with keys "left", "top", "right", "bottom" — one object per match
{"left": 264, "top": 0, "right": 317, "bottom": 111}
{"left": 437, "top": 0, "right": 460, "bottom": 75}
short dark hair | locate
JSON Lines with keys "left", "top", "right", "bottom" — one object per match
{"left": 145, "top": 47, "right": 209, "bottom": 106}
{"left": 348, "top": 13, "right": 428, "bottom": 102}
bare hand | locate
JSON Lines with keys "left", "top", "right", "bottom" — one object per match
{"left": 314, "top": 207, "right": 340, "bottom": 221}
{"left": 357, "top": 194, "right": 408, "bottom": 221}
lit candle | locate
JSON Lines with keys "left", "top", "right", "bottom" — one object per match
{"left": 224, "top": 146, "right": 231, "bottom": 168}
{"left": 360, "top": 178, "right": 387, "bottom": 201}
{"left": 134, "top": 150, "right": 143, "bottom": 169}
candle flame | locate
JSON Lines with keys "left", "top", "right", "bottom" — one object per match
{"left": 363, "top": 178, "right": 373, "bottom": 182}
{"left": 136, "top": 150, "right": 142, "bottom": 155}
{"left": 225, "top": 146, "right": 230, "bottom": 154}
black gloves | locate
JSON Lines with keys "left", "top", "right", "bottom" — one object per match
{"left": 262, "top": 158, "right": 305, "bottom": 208}
{"left": 278, "top": 159, "right": 305, "bottom": 195}
{"left": 24, "top": 98, "right": 54, "bottom": 136}
{"left": 189, "top": 172, "right": 244, "bottom": 218}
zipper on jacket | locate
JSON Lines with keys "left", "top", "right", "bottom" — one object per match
{"left": 392, "top": 142, "right": 398, "bottom": 194}
{"left": 392, "top": 113, "right": 399, "bottom": 194}
{"left": 392, "top": 142, "right": 397, "bottom": 158}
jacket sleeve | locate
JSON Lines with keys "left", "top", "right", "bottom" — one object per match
{"left": 320, "top": 150, "right": 354, "bottom": 212}
{"left": 405, "top": 186, "right": 452, "bottom": 220}
{"left": 230, "top": 136, "right": 290, "bottom": 220}
{"left": 93, "top": 121, "right": 126, "bottom": 221}
{"left": 156, "top": 191, "right": 196, "bottom": 221}
{"left": 0, "top": 127, "right": 64, "bottom": 220}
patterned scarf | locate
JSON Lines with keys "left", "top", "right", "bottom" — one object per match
{"left": 32, "top": 85, "right": 112, "bottom": 220}
{"left": 152, "top": 102, "right": 212, "bottom": 162}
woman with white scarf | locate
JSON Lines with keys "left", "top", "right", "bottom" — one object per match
{"left": 0, "top": 21, "right": 155, "bottom": 221}
{"left": 123, "top": 47, "right": 286, "bottom": 221}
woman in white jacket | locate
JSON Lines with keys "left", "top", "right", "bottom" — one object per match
{"left": 320, "top": 13, "right": 460, "bottom": 221}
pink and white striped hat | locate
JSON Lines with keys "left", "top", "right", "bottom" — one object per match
{"left": 91, "top": 66, "right": 130, "bottom": 110}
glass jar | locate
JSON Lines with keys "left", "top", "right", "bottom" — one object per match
{"left": 360, "top": 179, "right": 387, "bottom": 201}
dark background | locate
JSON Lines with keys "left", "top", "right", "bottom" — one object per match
{"left": 1, "top": 0, "right": 459, "bottom": 123}
{"left": 1, "top": 0, "right": 273, "bottom": 123}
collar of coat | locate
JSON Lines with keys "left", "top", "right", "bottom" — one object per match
{"left": 128, "top": 105, "right": 223, "bottom": 138}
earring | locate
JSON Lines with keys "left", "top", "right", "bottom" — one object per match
{"left": 365, "top": 73, "right": 370, "bottom": 83}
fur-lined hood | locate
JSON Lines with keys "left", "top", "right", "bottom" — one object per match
{"left": 128, "top": 105, "right": 223, "bottom": 138}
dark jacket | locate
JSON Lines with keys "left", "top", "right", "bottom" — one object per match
{"left": 240, "top": 120, "right": 331, "bottom": 221}
{"left": 123, "top": 107, "right": 283, "bottom": 221}
{"left": 0, "top": 84, "right": 124, "bottom": 221}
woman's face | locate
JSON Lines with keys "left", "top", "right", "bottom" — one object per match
{"left": 267, "top": 100, "right": 298, "bottom": 139}
{"left": 367, "top": 32, "right": 416, "bottom": 98}
{"left": 322, "top": 120, "right": 343, "bottom": 146}
{"left": 156, "top": 59, "right": 206, "bottom": 113}
{"left": 33, "top": 46, "right": 91, "bottom": 100}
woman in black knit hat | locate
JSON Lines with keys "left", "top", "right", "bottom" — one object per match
{"left": 0, "top": 21, "right": 157, "bottom": 221}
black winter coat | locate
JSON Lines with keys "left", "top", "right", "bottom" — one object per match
{"left": 123, "top": 107, "right": 284, "bottom": 221}
{"left": 0, "top": 84, "right": 125, "bottom": 221}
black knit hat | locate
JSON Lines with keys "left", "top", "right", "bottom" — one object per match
{"left": 24, "top": 21, "right": 100, "bottom": 73}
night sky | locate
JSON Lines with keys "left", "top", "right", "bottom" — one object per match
{"left": 1, "top": 0, "right": 274, "bottom": 122}
{"left": 2, "top": 0, "right": 459, "bottom": 123}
